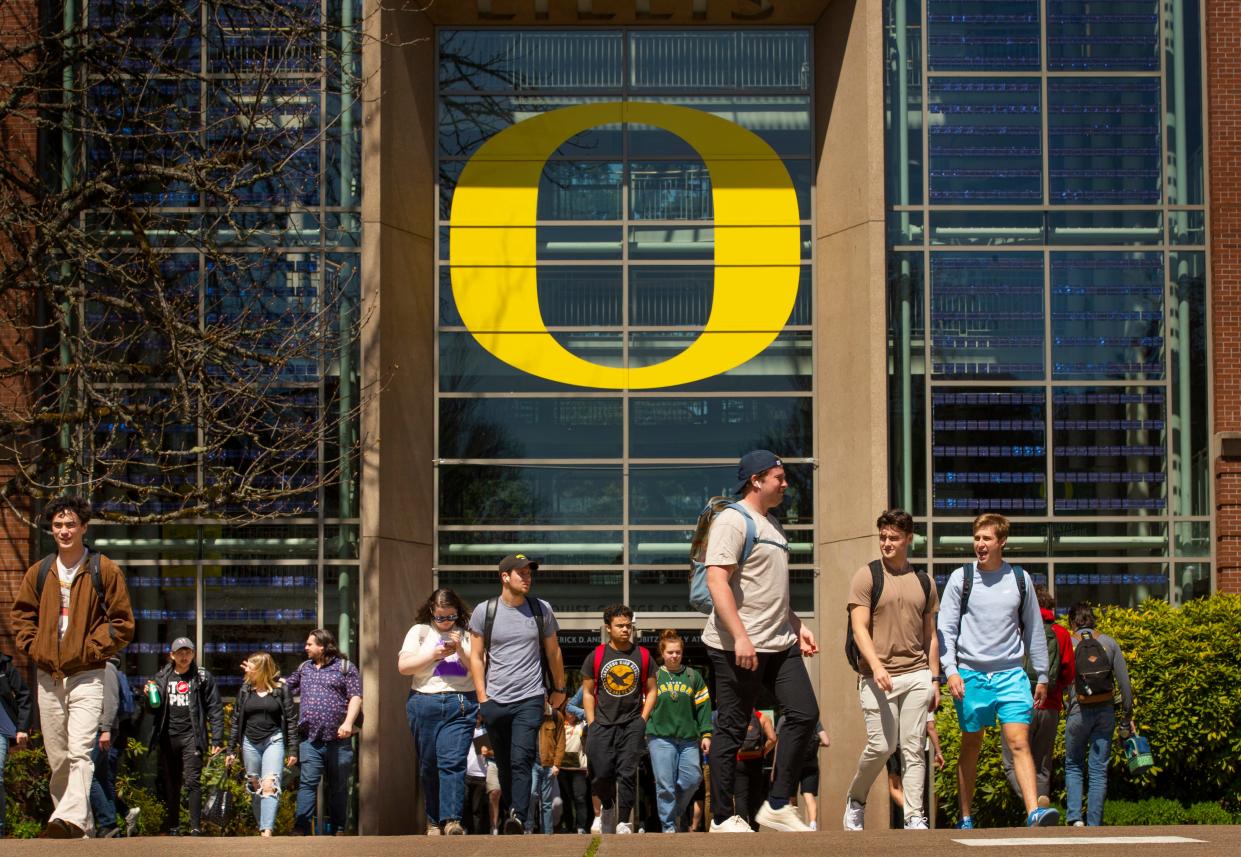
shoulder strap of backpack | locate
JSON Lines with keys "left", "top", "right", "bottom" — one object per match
{"left": 483, "top": 597, "right": 498, "bottom": 679}
{"left": 640, "top": 647, "right": 651, "bottom": 689}
{"left": 915, "top": 569, "right": 931, "bottom": 608}
{"left": 960, "top": 563, "right": 975, "bottom": 616}
{"left": 727, "top": 503, "right": 759, "bottom": 568}
{"left": 35, "top": 554, "right": 56, "bottom": 601}
{"left": 89, "top": 552, "right": 107, "bottom": 616}
{"left": 866, "top": 559, "right": 885, "bottom": 615}
{"left": 527, "top": 597, "right": 552, "bottom": 689}
{"left": 593, "top": 644, "right": 606, "bottom": 685}
{"left": 1011, "top": 564, "right": 1027, "bottom": 637}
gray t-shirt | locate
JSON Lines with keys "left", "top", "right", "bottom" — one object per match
{"left": 468, "top": 597, "right": 560, "bottom": 704}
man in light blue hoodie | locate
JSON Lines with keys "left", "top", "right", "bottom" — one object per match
{"left": 937, "top": 512, "right": 1057, "bottom": 829}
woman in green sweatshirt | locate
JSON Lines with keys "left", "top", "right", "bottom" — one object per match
{"left": 645, "top": 629, "right": 713, "bottom": 833}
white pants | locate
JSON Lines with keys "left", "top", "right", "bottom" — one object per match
{"left": 847, "top": 668, "right": 933, "bottom": 822}
{"left": 38, "top": 668, "right": 105, "bottom": 833}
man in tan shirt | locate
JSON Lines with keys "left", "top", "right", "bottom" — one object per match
{"left": 844, "top": 509, "right": 940, "bottom": 831}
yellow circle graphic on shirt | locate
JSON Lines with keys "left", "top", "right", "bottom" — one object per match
{"left": 602, "top": 658, "right": 639, "bottom": 697}
{"left": 449, "top": 101, "right": 801, "bottom": 390}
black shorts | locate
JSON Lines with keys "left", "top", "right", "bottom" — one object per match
{"left": 798, "top": 760, "right": 820, "bottom": 796}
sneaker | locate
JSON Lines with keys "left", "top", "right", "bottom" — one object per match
{"left": 615, "top": 822, "right": 633, "bottom": 834}
{"left": 590, "top": 816, "right": 601, "bottom": 834}
{"left": 502, "top": 813, "right": 525, "bottom": 835}
{"left": 709, "top": 815, "right": 754, "bottom": 833}
{"left": 905, "top": 816, "right": 929, "bottom": 830}
{"left": 957, "top": 816, "right": 974, "bottom": 830}
{"left": 1072, "top": 821, "right": 1085, "bottom": 828}
{"left": 808, "top": 820, "right": 817, "bottom": 831}
{"left": 1037, "top": 795, "right": 1051, "bottom": 809}
{"left": 577, "top": 828, "right": 588, "bottom": 834}
{"left": 600, "top": 805, "right": 618, "bottom": 834}
{"left": 125, "top": 807, "right": 141, "bottom": 837}
{"left": 1027, "top": 807, "right": 1059, "bottom": 828}
{"left": 843, "top": 798, "right": 865, "bottom": 831}
{"left": 490, "top": 827, "right": 499, "bottom": 836}
{"left": 38, "top": 820, "right": 71, "bottom": 839}
{"left": 756, "top": 801, "right": 812, "bottom": 832}
{"left": 189, "top": 829, "right": 202, "bottom": 836}
{"left": 97, "top": 826, "right": 120, "bottom": 839}
{"left": 444, "top": 821, "right": 465, "bottom": 836}
{"left": 427, "top": 823, "right": 442, "bottom": 835}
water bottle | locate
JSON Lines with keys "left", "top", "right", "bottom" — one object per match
{"left": 145, "top": 679, "right": 161, "bottom": 707}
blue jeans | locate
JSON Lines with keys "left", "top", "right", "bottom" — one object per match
{"left": 89, "top": 737, "right": 120, "bottom": 830}
{"left": 647, "top": 737, "right": 702, "bottom": 832}
{"left": 1065, "top": 705, "right": 1115, "bottom": 826}
{"left": 407, "top": 690, "right": 478, "bottom": 827}
{"left": 479, "top": 695, "right": 544, "bottom": 823}
{"left": 0, "top": 735, "right": 9, "bottom": 834}
{"left": 243, "top": 733, "right": 285, "bottom": 832}
{"left": 527, "top": 763, "right": 555, "bottom": 834}
{"left": 295, "top": 737, "right": 354, "bottom": 834}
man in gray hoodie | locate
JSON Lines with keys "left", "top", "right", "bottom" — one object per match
{"left": 1064, "top": 603, "right": 1134, "bottom": 827}
{"left": 937, "top": 512, "right": 1056, "bottom": 829}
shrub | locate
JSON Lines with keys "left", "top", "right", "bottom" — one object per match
{"left": 934, "top": 594, "right": 1241, "bottom": 825}
{"left": 1184, "top": 801, "right": 1235, "bottom": 826}
{"left": 1103, "top": 797, "right": 1188, "bottom": 826}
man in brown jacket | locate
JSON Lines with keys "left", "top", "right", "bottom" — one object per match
{"left": 528, "top": 701, "right": 565, "bottom": 834}
{"left": 10, "top": 497, "right": 134, "bottom": 838}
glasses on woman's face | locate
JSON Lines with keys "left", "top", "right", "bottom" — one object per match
{"left": 433, "top": 614, "right": 458, "bottom": 623}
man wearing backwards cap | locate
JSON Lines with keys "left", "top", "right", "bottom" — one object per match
{"left": 703, "top": 450, "right": 821, "bottom": 833}
{"left": 469, "top": 554, "right": 567, "bottom": 834}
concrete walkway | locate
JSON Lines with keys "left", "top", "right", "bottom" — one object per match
{"left": 1, "top": 826, "right": 1234, "bottom": 856}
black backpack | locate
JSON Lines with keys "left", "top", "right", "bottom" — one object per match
{"left": 1073, "top": 630, "right": 1115, "bottom": 705}
{"left": 483, "top": 597, "right": 553, "bottom": 692}
{"left": 1023, "top": 621, "right": 1060, "bottom": 690}
{"left": 739, "top": 711, "right": 765, "bottom": 755}
{"left": 844, "top": 560, "right": 931, "bottom": 673}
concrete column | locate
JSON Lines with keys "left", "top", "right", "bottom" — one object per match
{"left": 813, "top": 0, "right": 893, "bottom": 830}
{"left": 359, "top": 1, "right": 437, "bottom": 835}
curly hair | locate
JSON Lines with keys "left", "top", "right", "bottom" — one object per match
{"left": 43, "top": 496, "right": 92, "bottom": 527}
{"left": 413, "top": 588, "right": 471, "bottom": 631}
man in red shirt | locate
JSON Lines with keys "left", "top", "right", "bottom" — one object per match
{"left": 1001, "top": 586, "right": 1074, "bottom": 805}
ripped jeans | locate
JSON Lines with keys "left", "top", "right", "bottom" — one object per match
{"left": 242, "top": 733, "right": 285, "bottom": 832}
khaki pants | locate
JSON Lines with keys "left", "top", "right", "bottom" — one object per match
{"left": 847, "top": 668, "right": 932, "bottom": 823}
{"left": 38, "top": 668, "right": 105, "bottom": 833}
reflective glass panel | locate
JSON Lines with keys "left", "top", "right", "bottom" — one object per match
{"left": 1054, "top": 563, "right": 1169, "bottom": 608}
{"left": 439, "top": 31, "right": 623, "bottom": 91}
{"left": 439, "top": 398, "right": 623, "bottom": 460}
{"left": 437, "top": 531, "right": 624, "bottom": 567}
{"left": 1053, "top": 388, "right": 1167, "bottom": 514}
{"left": 629, "top": 31, "right": 810, "bottom": 91}
{"left": 928, "top": 79, "right": 1043, "bottom": 204}
{"left": 628, "top": 266, "right": 811, "bottom": 327}
{"left": 628, "top": 97, "right": 813, "bottom": 158}
{"left": 931, "top": 252, "right": 1044, "bottom": 380}
{"left": 1050, "top": 252, "right": 1164, "bottom": 380}
{"left": 440, "top": 267, "right": 623, "bottom": 328}
{"left": 438, "top": 95, "right": 623, "bottom": 159}
{"left": 629, "top": 397, "right": 813, "bottom": 459}
{"left": 439, "top": 571, "right": 622, "bottom": 615}
{"left": 926, "top": 0, "right": 1040, "bottom": 71}
{"left": 1170, "top": 252, "right": 1209, "bottom": 515}
{"left": 1049, "top": 521, "right": 1167, "bottom": 557}
{"left": 885, "top": 0, "right": 924, "bottom": 206}
{"left": 1047, "top": 0, "right": 1159, "bottom": 71}
{"left": 931, "top": 389, "right": 1048, "bottom": 515}
{"left": 438, "top": 465, "right": 623, "bottom": 526}
{"left": 1048, "top": 77, "right": 1162, "bottom": 205}
{"left": 1166, "top": 0, "right": 1205, "bottom": 204}
{"left": 929, "top": 211, "right": 1045, "bottom": 246}
{"left": 630, "top": 463, "right": 814, "bottom": 526}
{"left": 1174, "top": 562, "right": 1211, "bottom": 603}
{"left": 628, "top": 331, "right": 813, "bottom": 393}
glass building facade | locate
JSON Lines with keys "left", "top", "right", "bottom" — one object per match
{"left": 435, "top": 30, "right": 817, "bottom": 624}
{"left": 884, "top": 0, "right": 1211, "bottom": 607}
{"left": 66, "top": 0, "right": 362, "bottom": 691}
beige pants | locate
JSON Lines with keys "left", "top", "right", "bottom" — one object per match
{"left": 38, "top": 668, "right": 105, "bottom": 834}
{"left": 847, "top": 668, "right": 933, "bottom": 823}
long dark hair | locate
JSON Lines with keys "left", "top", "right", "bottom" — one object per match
{"left": 414, "top": 588, "right": 472, "bottom": 631}
{"left": 309, "top": 628, "right": 340, "bottom": 660}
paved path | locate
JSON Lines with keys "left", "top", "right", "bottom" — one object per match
{"left": 1, "top": 826, "right": 1236, "bottom": 855}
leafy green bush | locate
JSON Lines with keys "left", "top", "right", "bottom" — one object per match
{"left": 934, "top": 594, "right": 1241, "bottom": 826}
{"left": 1184, "top": 801, "right": 1236, "bottom": 826}
{"left": 1103, "top": 797, "right": 1188, "bottom": 826}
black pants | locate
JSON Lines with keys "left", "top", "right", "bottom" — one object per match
{"left": 159, "top": 734, "right": 203, "bottom": 832}
{"left": 733, "top": 757, "right": 767, "bottom": 826}
{"left": 559, "top": 770, "right": 590, "bottom": 832}
{"left": 706, "top": 644, "right": 818, "bottom": 824}
{"left": 586, "top": 717, "right": 645, "bottom": 820}
{"left": 479, "top": 695, "right": 543, "bottom": 824}
{"left": 464, "top": 775, "right": 490, "bottom": 834}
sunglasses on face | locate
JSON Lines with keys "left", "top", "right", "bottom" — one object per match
{"left": 433, "top": 614, "right": 459, "bottom": 623}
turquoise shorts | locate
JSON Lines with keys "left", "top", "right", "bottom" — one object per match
{"left": 952, "top": 667, "right": 1033, "bottom": 732}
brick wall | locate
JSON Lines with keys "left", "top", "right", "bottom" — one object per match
{"left": 1208, "top": 0, "right": 1241, "bottom": 595}
{"left": 0, "top": 0, "right": 38, "bottom": 660}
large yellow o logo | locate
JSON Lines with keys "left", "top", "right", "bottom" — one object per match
{"left": 450, "top": 102, "right": 800, "bottom": 390}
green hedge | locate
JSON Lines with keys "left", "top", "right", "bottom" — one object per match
{"left": 934, "top": 594, "right": 1241, "bottom": 826}
{"left": 1103, "top": 798, "right": 1238, "bottom": 826}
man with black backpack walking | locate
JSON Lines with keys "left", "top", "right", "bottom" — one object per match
{"left": 937, "top": 512, "right": 1056, "bottom": 829}
{"left": 1001, "top": 586, "right": 1074, "bottom": 807}
{"left": 843, "top": 509, "right": 940, "bottom": 830}
{"left": 468, "top": 554, "right": 567, "bottom": 834}
{"left": 10, "top": 496, "right": 134, "bottom": 839}
{"left": 1065, "top": 603, "right": 1134, "bottom": 827}
{"left": 700, "top": 450, "right": 820, "bottom": 833}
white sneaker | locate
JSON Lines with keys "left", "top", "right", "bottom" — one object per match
{"left": 590, "top": 815, "right": 602, "bottom": 834}
{"left": 125, "top": 807, "right": 141, "bottom": 837}
{"left": 809, "top": 820, "right": 817, "bottom": 831}
{"left": 756, "top": 801, "right": 812, "bottom": 832}
{"left": 709, "top": 815, "right": 754, "bottom": 833}
{"left": 601, "top": 805, "right": 618, "bottom": 834}
{"left": 615, "top": 822, "right": 633, "bottom": 834}
{"left": 905, "top": 815, "right": 929, "bottom": 830}
{"left": 843, "top": 798, "right": 865, "bottom": 831}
